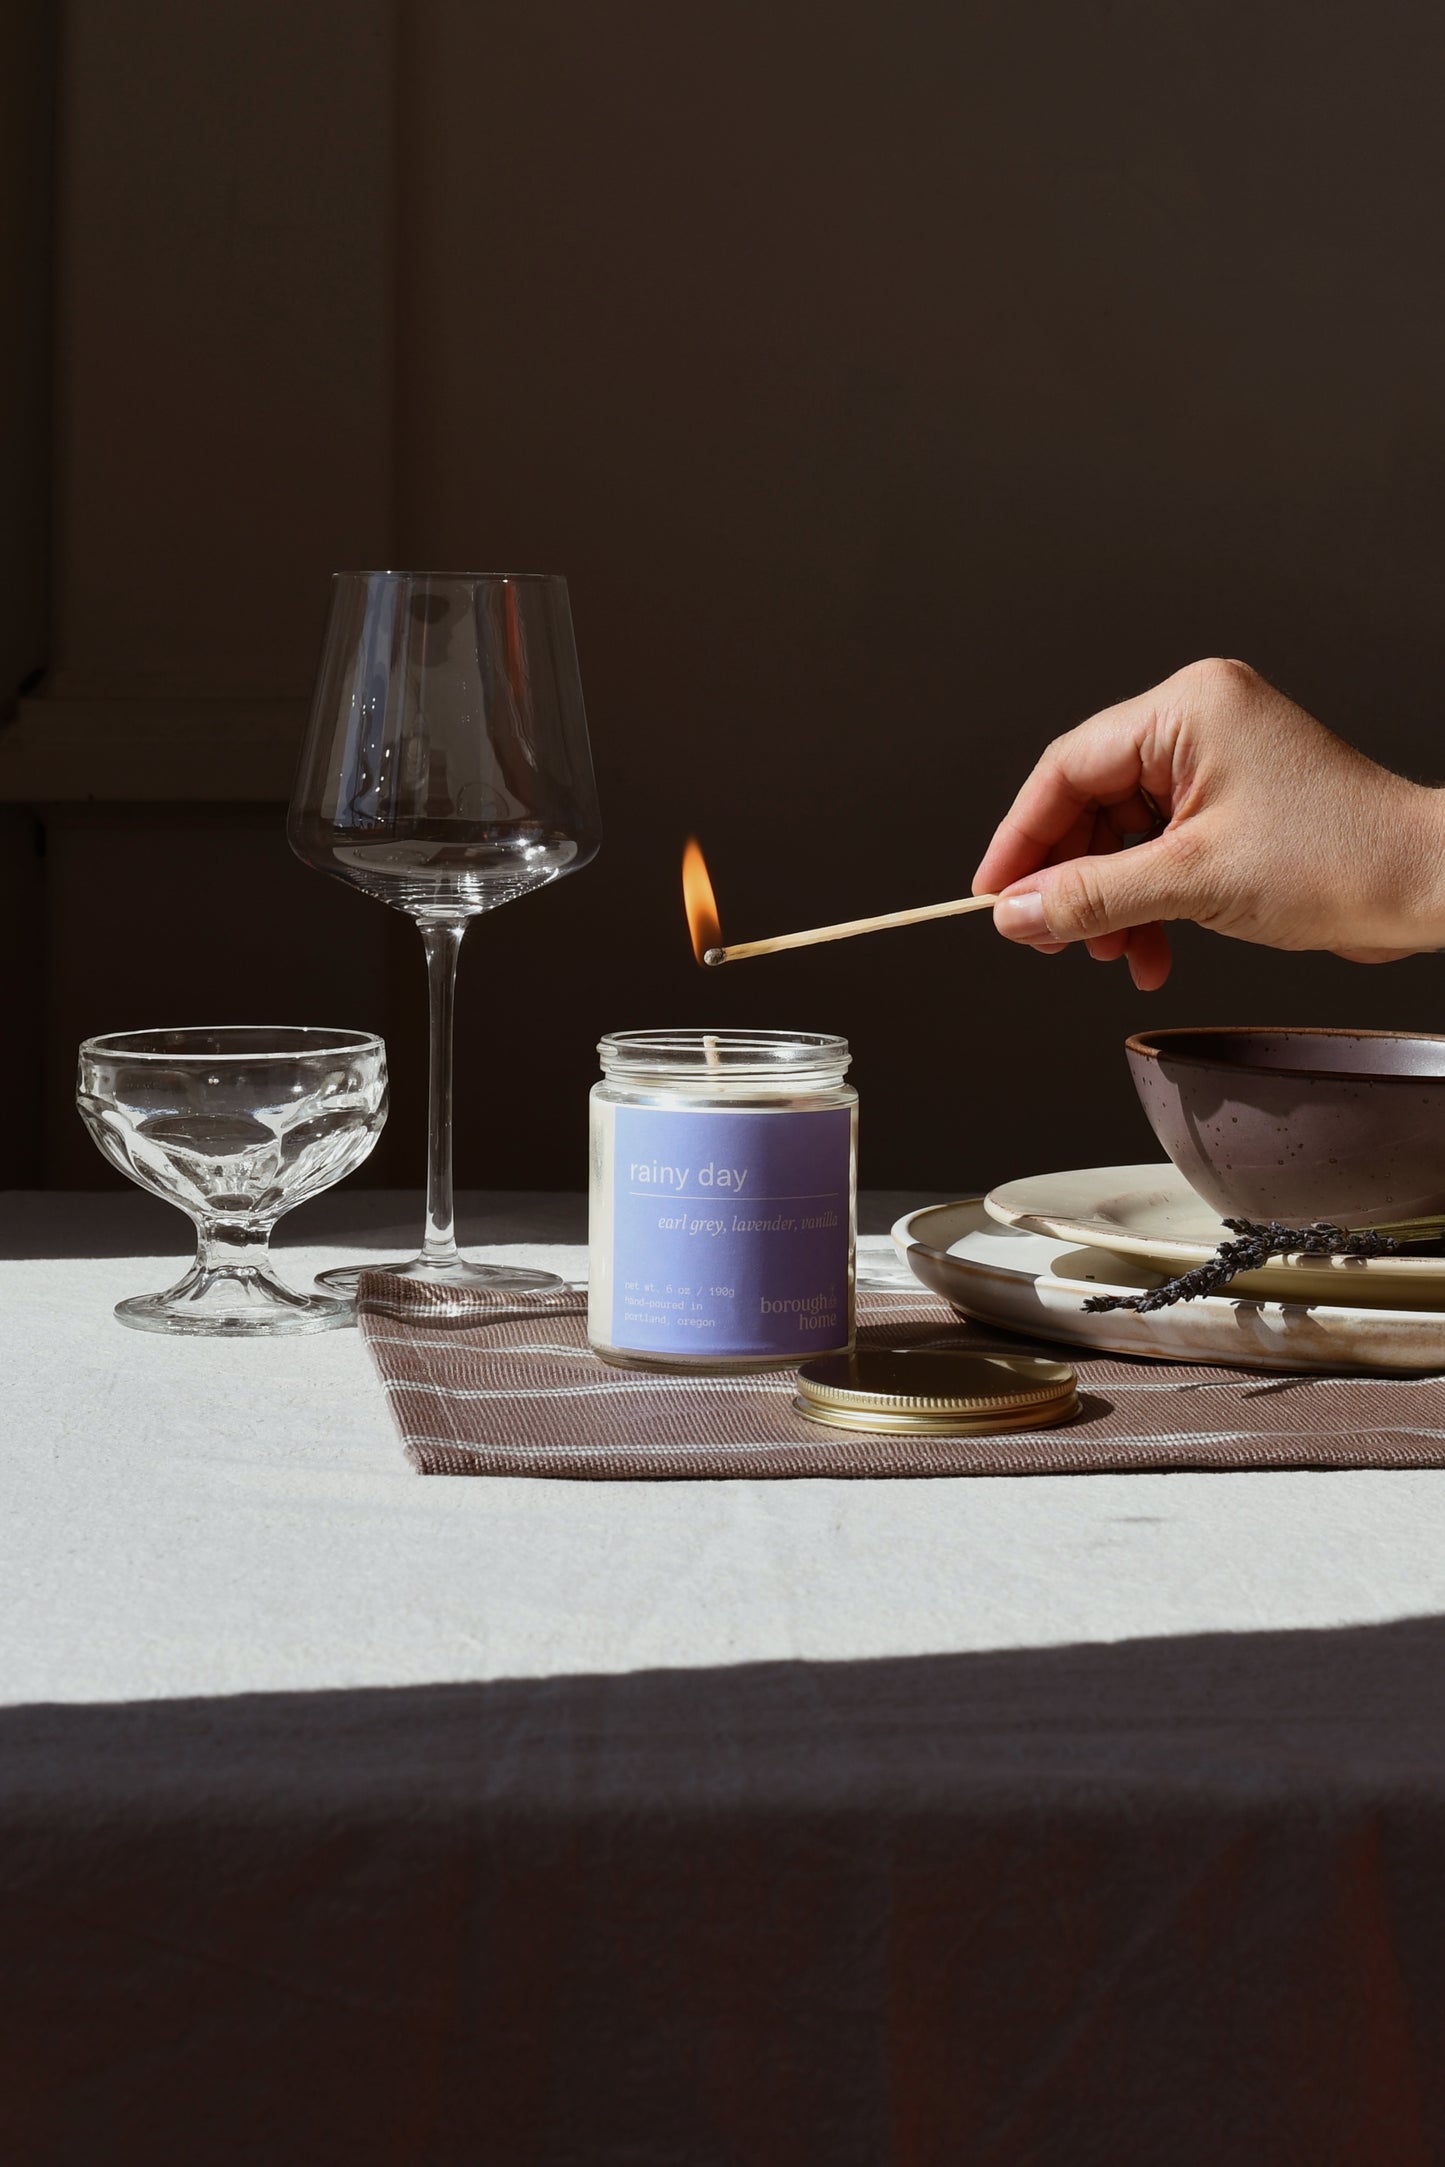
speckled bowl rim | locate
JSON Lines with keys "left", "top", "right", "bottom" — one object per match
{"left": 1126, "top": 1024, "right": 1445, "bottom": 1087}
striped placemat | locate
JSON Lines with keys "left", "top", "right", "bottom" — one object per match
{"left": 357, "top": 1273, "right": 1445, "bottom": 1478}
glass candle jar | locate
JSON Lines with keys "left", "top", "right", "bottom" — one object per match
{"left": 589, "top": 1029, "right": 857, "bottom": 1372}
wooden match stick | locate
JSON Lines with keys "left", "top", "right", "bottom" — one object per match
{"left": 704, "top": 893, "right": 1002, "bottom": 966}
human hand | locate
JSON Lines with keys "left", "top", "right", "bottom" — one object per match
{"left": 972, "top": 658, "right": 1445, "bottom": 990}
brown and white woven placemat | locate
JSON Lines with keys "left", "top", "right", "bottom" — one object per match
{"left": 357, "top": 1273, "right": 1445, "bottom": 1478}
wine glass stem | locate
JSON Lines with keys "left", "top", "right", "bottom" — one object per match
{"left": 419, "top": 919, "right": 467, "bottom": 1267}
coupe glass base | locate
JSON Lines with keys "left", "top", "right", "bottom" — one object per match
{"left": 116, "top": 1261, "right": 355, "bottom": 1337}
{"left": 315, "top": 1256, "right": 566, "bottom": 1296}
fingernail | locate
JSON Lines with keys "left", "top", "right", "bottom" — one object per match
{"left": 995, "top": 892, "right": 1048, "bottom": 941}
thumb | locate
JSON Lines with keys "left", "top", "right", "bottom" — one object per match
{"left": 993, "top": 834, "right": 1198, "bottom": 945}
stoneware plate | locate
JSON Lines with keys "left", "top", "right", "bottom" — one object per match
{"left": 983, "top": 1163, "right": 1445, "bottom": 1310}
{"left": 894, "top": 1199, "right": 1445, "bottom": 1372}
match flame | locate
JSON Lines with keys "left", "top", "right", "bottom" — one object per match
{"left": 682, "top": 835, "right": 722, "bottom": 965}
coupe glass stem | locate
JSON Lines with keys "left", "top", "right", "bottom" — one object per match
{"left": 419, "top": 919, "right": 467, "bottom": 1269}
{"left": 198, "top": 1220, "right": 269, "bottom": 1274}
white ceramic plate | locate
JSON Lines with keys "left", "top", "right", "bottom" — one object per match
{"left": 892, "top": 1199, "right": 1445, "bottom": 1372}
{"left": 983, "top": 1162, "right": 1445, "bottom": 1310}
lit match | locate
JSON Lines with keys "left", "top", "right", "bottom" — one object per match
{"left": 702, "top": 893, "right": 1002, "bottom": 965}
{"left": 682, "top": 836, "right": 1000, "bottom": 966}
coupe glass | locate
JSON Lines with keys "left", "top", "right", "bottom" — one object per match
{"left": 288, "top": 571, "right": 601, "bottom": 1293}
{"left": 77, "top": 1026, "right": 389, "bottom": 1334}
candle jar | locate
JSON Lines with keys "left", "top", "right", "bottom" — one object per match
{"left": 589, "top": 1029, "right": 857, "bottom": 1372}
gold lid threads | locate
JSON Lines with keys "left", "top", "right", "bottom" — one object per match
{"left": 794, "top": 1349, "right": 1079, "bottom": 1435}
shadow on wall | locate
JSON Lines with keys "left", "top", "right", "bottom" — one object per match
{"left": 4, "top": 1613, "right": 1445, "bottom": 2163}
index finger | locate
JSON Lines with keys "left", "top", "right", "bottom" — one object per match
{"left": 971, "top": 686, "right": 1181, "bottom": 896}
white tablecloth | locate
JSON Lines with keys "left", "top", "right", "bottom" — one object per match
{"left": 7, "top": 1192, "right": 1445, "bottom": 2163}
{"left": 8, "top": 1190, "right": 1445, "bottom": 1706}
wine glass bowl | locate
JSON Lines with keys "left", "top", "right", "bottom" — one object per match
{"left": 77, "top": 1026, "right": 389, "bottom": 1335}
{"left": 288, "top": 571, "right": 601, "bottom": 1292}
{"left": 288, "top": 571, "right": 599, "bottom": 917}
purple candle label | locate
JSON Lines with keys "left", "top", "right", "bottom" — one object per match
{"left": 609, "top": 1104, "right": 852, "bottom": 1357}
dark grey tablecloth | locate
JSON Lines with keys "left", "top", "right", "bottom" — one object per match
{"left": 6, "top": 1617, "right": 1445, "bottom": 2165}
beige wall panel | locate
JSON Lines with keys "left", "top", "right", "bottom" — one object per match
{"left": 18, "top": 2, "right": 1445, "bottom": 1192}
{"left": 0, "top": 811, "right": 45, "bottom": 1185}
{"left": 11, "top": 0, "right": 411, "bottom": 1189}
{"left": 0, "top": 0, "right": 53, "bottom": 708}
{"left": 52, "top": 0, "right": 396, "bottom": 699}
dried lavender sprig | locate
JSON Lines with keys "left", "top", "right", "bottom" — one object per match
{"left": 1081, "top": 1217, "right": 1403, "bottom": 1315}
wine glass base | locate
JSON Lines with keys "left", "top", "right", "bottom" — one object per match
{"left": 315, "top": 1256, "right": 568, "bottom": 1297}
{"left": 116, "top": 1262, "right": 355, "bottom": 1337}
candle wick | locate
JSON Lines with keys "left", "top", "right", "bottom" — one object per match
{"left": 703, "top": 1033, "right": 721, "bottom": 1069}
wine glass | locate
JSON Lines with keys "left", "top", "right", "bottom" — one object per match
{"left": 288, "top": 572, "right": 601, "bottom": 1292}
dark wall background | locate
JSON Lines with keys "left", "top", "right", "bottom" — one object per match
{"left": 5, "top": 0, "right": 1445, "bottom": 1193}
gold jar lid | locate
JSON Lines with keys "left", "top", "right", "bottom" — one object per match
{"left": 794, "top": 1349, "right": 1079, "bottom": 1434}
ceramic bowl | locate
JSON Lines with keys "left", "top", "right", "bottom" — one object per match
{"left": 1125, "top": 1026, "right": 1445, "bottom": 1228}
